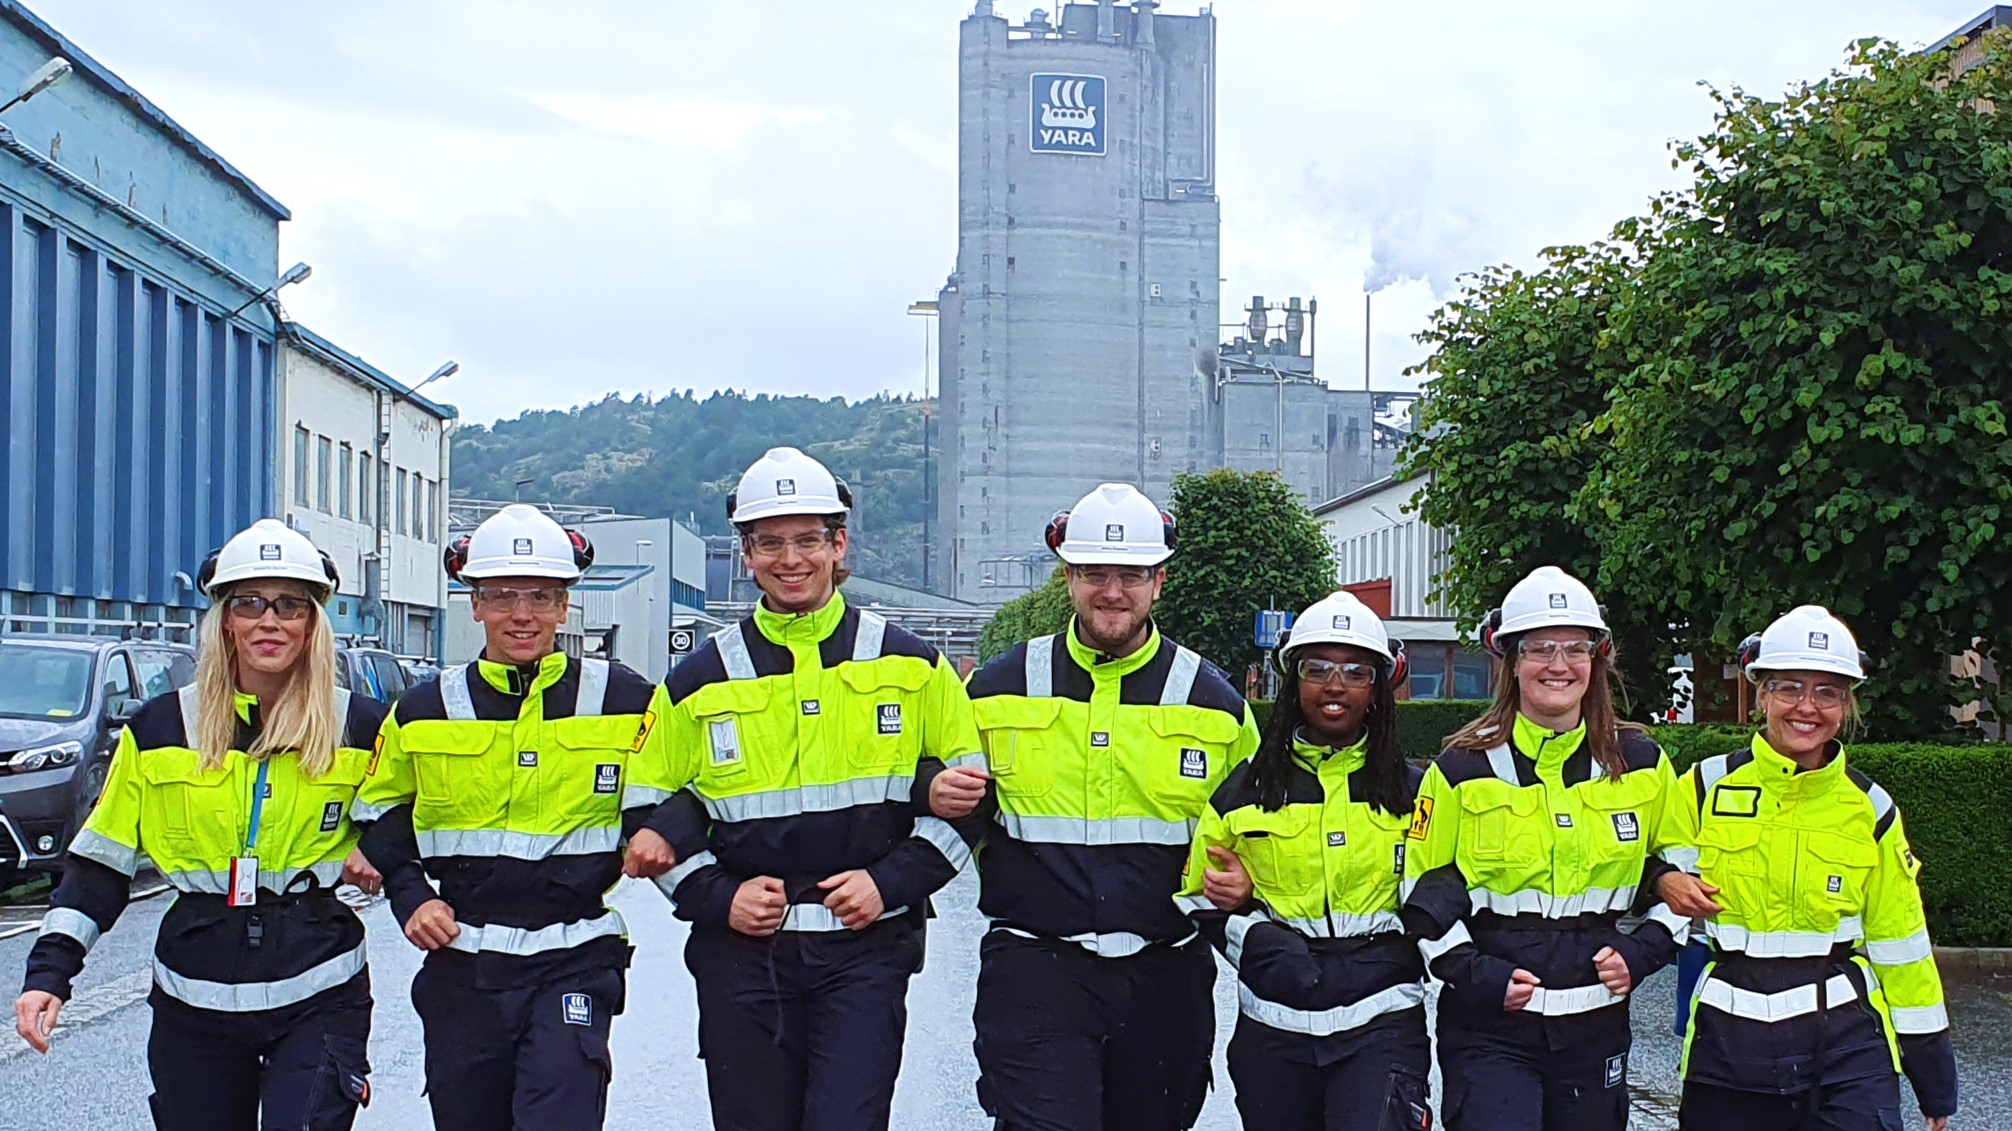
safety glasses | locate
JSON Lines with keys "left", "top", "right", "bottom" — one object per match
{"left": 1296, "top": 658, "right": 1377, "bottom": 688}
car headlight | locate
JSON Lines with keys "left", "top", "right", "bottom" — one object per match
{"left": 7, "top": 741, "right": 82, "bottom": 773}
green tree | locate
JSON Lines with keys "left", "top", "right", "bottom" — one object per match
{"left": 1157, "top": 469, "right": 1337, "bottom": 678}
{"left": 1583, "top": 34, "right": 2012, "bottom": 736}
{"left": 975, "top": 567, "right": 1072, "bottom": 662}
{"left": 1397, "top": 244, "right": 1675, "bottom": 705}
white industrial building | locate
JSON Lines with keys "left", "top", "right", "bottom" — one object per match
{"left": 275, "top": 323, "right": 455, "bottom": 662}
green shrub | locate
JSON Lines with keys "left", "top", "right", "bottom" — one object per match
{"left": 1644, "top": 725, "right": 1753, "bottom": 770}
{"left": 1248, "top": 700, "right": 1491, "bottom": 763}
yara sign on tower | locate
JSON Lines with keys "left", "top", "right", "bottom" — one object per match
{"left": 1030, "top": 73, "right": 1106, "bottom": 155}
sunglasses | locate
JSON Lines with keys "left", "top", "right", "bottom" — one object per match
{"left": 225, "top": 594, "right": 315, "bottom": 622}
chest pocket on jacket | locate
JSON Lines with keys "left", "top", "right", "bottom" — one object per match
{"left": 974, "top": 697, "right": 1062, "bottom": 800}
{"left": 1575, "top": 772, "right": 1662, "bottom": 868}
{"left": 1144, "top": 707, "right": 1239, "bottom": 810}
{"left": 402, "top": 720, "right": 501, "bottom": 816}
{"left": 1460, "top": 787, "right": 1543, "bottom": 868}
{"left": 1798, "top": 831, "right": 1875, "bottom": 920}
{"left": 308, "top": 751, "right": 370, "bottom": 837}
{"left": 838, "top": 662, "right": 931, "bottom": 774}
{"left": 1225, "top": 805, "right": 1317, "bottom": 902}
{"left": 1695, "top": 818, "right": 1767, "bottom": 881}
{"left": 551, "top": 716, "right": 637, "bottom": 822}
{"left": 689, "top": 681, "right": 772, "bottom": 783}
{"left": 140, "top": 748, "right": 231, "bottom": 846}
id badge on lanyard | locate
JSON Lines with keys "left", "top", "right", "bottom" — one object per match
{"left": 230, "top": 760, "right": 271, "bottom": 908}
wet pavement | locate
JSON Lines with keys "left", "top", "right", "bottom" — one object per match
{"left": 0, "top": 869, "right": 2003, "bottom": 1129}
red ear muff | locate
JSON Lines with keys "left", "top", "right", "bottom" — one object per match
{"left": 1387, "top": 639, "right": 1408, "bottom": 687}
{"left": 1160, "top": 510, "right": 1178, "bottom": 554}
{"left": 443, "top": 536, "right": 472, "bottom": 582}
{"left": 565, "top": 529, "right": 596, "bottom": 571}
{"left": 1044, "top": 511, "right": 1070, "bottom": 555}
{"left": 1480, "top": 608, "right": 1505, "bottom": 656}
{"left": 1735, "top": 633, "right": 1763, "bottom": 672}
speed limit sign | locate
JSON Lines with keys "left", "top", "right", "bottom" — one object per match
{"left": 669, "top": 627, "right": 698, "bottom": 654}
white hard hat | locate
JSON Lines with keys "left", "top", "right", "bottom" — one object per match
{"left": 1278, "top": 590, "right": 1405, "bottom": 677}
{"left": 1484, "top": 565, "right": 1608, "bottom": 654}
{"left": 1741, "top": 605, "right": 1865, "bottom": 682}
{"left": 200, "top": 519, "right": 338, "bottom": 599}
{"left": 451, "top": 504, "right": 590, "bottom": 582}
{"left": 729, "top": 447, "right": 851, "bottom": 525}
{"left": 1046, "top": 483, "right": 1174, "bottom": 567}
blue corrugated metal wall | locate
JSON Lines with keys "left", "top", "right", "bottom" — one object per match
{"left": 0, "top": 197, "right": 272, "bottom": 610}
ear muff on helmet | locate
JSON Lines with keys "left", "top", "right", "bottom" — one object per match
{"left": 1735, "top": 633, "right": 1763, "bottom": 672}
{"left": 833, "top": 477, "right": 855, "bottom": 510}
{"left": 443, "top": 535, "right": 473, "bottom": 582}
{"left": 1270, "top": 627, "right": 1295, "bottom": 675}
{"left": 565, "top": 528, "right": 596, "bottom": 571}
{"left": 1160, "top": 510, "right": 1177, "bottom": 554}
{"left": 1044, "top": 510, "right": 1071, "bottom": 555}
{"left": 316, "top": 550, "right": 341, "bottom": 591}
{"left": 1481, "top": 607, "right": 1506, "bottom": 656}
{"left": 1388, "top": 639, "right": 1409, "bottom": 687}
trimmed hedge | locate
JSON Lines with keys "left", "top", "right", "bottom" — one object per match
{"left": 1247, "top": 703, "right": 2012, "bottom": 945}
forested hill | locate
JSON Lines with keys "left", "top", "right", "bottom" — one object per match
{"left": 451, "top": 390, "right": 930, "bottom": 587}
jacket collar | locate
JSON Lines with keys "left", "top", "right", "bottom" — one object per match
{"left": 1750, "top": 731, "right": 1847, "bottom": 794}
{"left": 476, "top": 650, "right": 569, "bottom": 697}
{"left": 754, "top": 591, "right": 847, "bottom": 647}
{"left": 1064, "top": 617, "right": 1160, "bottom": 679}
{"left": 1293, "top": 729, "right": 1367, "bottom": 775}
{"left": 1513, "top": 712, "right": 1585, "bottom": 768}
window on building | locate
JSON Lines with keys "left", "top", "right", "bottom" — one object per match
{"left": 315, "top": 436, "right": 332, "bottom": 512}
{"left": 338, "top": 443, "right": 353, "bottom": 518}
{"left": 413, "top": 476, "right": 425, "bottom": 539}
{"left": 396, "top": 469, "right": 409, "bottom": 535}
{"left": 292, "top": 426, "right": 309, "bottom": 506}
{"left": 426, "top": 479, "right": 439, "bottom": 542}
{"left": 358, "top": 453, "right": 373, "bottom": 525}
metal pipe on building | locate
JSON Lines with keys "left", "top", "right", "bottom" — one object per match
{"left": 1364, "top": 291, "right": 1373, "bottom": 391}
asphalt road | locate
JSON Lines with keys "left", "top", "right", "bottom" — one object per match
{"left": 0, "top": 870, "right": 2002, "bottom": 1130}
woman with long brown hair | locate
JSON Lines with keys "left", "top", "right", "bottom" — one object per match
{"left": 1400, "top": 566, "right": 1703, "bottom": 1131}
{"left": 14, "top": 520, "right": 386, "bottom": 1130}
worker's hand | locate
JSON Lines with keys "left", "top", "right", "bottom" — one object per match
{"left": 340, "top": 848, "right": 382, "bottom": 897}
{"left": 1592, "top": 946, "right": 1633, "bottom": 997}
{"left": 819, "top": 870, "right": 886, "bottom": 931}
{"left": 621, "top": 829, "right": 677, "bottom": 879}
{"left": 13, "top": 991, "right": 62, "bottom": 1054}
{"left": 1202, "top": 846, "right": 1254, "bottom": 911}
{"left": 928, "top": 766, "right": 991, "bottom": 820}
{"left": 1503, "top": 968, "right": 1543, "bottom": 1012}
{"left": 404, "top": 899, "right": 461, "bottom": 951}
{"left": 1655, "top": 870, "right": 1724, "bottom": 918}
{"left": 729, "top": 877, "right": 788, "bottom": 938}
{"left": 1925, "top": 1116, "right": 1949, "bottom": 1131}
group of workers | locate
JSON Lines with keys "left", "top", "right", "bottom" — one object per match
{"left": 9, "top": 444, "right": 1958, "bottom": 1131}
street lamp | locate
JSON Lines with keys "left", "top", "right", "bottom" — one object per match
{"left": 907, "top": 300, "right": 939, "bottom": 592}
{"left": 0, "top": 57, "right": 72, "bottom": 116}
{"left": 514, "top": 478, "right": 534, "bottom": 502}
{"left": 227, "top": 261, "right": 313, "bottom": 319}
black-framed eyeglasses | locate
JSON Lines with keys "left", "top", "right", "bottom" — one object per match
{"left": 1296, "top": 657, "right": 1378, "bottom": 688}
{"left": 224, "top": 594, "right": 315, "bottom": 622}
{"left": 471, "top": 585, "right": 567, "bottom": 612}
{"left": 1762, "top": 678, "right": 1850, "bottom": 709}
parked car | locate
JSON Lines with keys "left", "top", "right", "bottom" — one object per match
{"left": 334, "top": 645, "right": 412, "bottom": 704}
{"left": 0, "top": 634, "right": 196, "bottom": 881}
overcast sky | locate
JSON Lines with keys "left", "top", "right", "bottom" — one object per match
{"left": 29, "top": 0, "right": 1986, "bottom": 425}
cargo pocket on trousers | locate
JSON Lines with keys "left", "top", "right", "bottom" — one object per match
{"left": 581, "top": 1027, "right": 614, "bottom": 1123}
{"left": 304, "top": 1033, "right": 372, "bottom": 1130}
{"left": 1381, "top": 1067, "right": 1432, "bottom": 1131}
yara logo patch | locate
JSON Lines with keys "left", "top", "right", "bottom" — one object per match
{"left": 1179, "top": 748, "right": 1207, "bottom": 779}
{"left": 878, "top": 703, "right": 903, "bottom": 736}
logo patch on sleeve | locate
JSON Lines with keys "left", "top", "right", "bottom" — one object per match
{"left": 629, "top": 709, "right": 656, "bottom": 753}
{"left": 709, "top": 718, "right": 741, "bottom": 765}
{"left": 1393, "top": 843, "right": 1406, "bottom": 875}
{"left": 1179, "top": 748, "right": 1207, "bottom": 779}
{"left": 594, "top": 764, "right": 621, "bottom": 794}
{"left": 367, "top": 733, "right": 384, "bottom": 776}
{"left": 562, "top": 993, "right": 592, "bottom": 1026}
{"left": 1327, "top": 831, "right": 1346, "bottom": 848}
{"left": 1604, "top": 1051, "right": 1626, "bottom": 1088}
{"left": 1090, "top": 731, "right": 1110, "bottom": 747}
{"left": 802, "top": 699, "right": 821, "bottom": 716}
{"left": 1826, "top": 874, "right": 1842, "bottom": 894}
{"left": 1710, "top": 785, "right": 1762, "bottom": 818}
{"left": 517, "top": 750, "right": 538, "bottom": 768}
{"left": 877, "top": 703, "right": 903, "bottom": 735}
{"left": 1406, "top": 796, "right": 1433, "bottom": 840}
{"left": 321, "top": 801, "right": 343, "bottom": 833}
{"left": 1611, "top": 812, "right": 1640, "bottom": 842}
